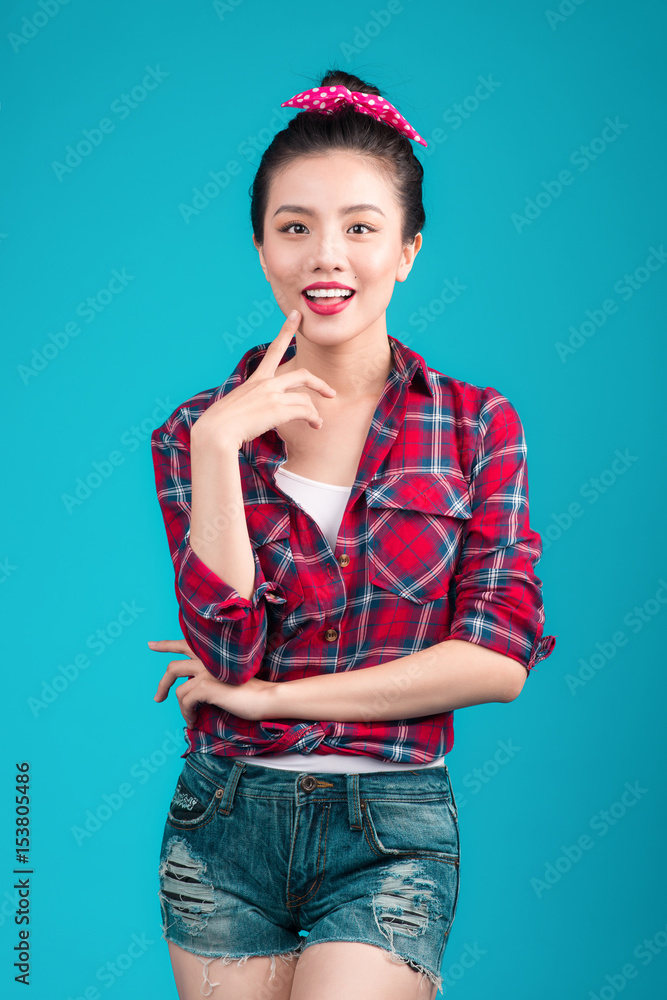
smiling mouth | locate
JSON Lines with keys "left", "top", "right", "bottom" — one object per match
{"left": 302, "top": 288, "right": 356, "bottom": 300}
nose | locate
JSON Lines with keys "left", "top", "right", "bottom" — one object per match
{"left": 306, "top": 228, "right": 349, "bottom": 274}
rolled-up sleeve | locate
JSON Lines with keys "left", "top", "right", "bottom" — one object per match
{"left": 445, "top": 388, "right": 557, "bottom": 673}
{"left": 150, "top": 411, "right": 286, "bottom": 683}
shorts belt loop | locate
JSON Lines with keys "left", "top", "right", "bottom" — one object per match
{"left": 346, "top": 772, "right": 363, "bottom": 830}
{"left": 443, "top": 763, "right": 458, "bottom": 819}
{"left": 218, "top": 760, "right": 246, "bottom": 816}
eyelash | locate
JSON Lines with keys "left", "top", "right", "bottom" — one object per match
{"left": 277, "top": 221, "right": 377, "bottom": 235}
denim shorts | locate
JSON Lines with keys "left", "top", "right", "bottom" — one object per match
{"left": 157, "top": 752, "right": 461, "bottom": 996}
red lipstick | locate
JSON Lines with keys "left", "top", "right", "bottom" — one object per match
{"left": 301, "top": 281, "right": 356, "bottom": 316}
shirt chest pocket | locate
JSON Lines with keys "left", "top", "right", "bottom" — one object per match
{"left": 365, "top": 472, "right": 473, "bottom": 605}
{"left": 244, "top": 502, "right": 305, "bottom": 616}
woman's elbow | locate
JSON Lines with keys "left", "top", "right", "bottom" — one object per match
{"left": 502, "top": 657, "right": 530, "bottom": 701}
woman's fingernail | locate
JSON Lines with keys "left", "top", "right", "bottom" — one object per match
{"left": 288, "top": 308, "right": 299, "bottom": 321}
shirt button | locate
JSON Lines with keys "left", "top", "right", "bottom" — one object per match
{"left": 338, "top": 553, "right": 350, "bottom": 567}
{"left": 323, "top": 628, "right": 338, "bottom": 642}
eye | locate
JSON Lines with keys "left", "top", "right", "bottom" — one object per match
{"left": 277, "top": 221, "right": 378, "bottom": 235}
{"left": 278, "top": 221, "right": 309, "bottom": 234}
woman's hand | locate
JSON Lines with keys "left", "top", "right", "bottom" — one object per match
{"left": 190, "top": 308, "right": 337, "bottom": 453}
{"left": 148, "top": 639, "right": 275, "bottom": 726}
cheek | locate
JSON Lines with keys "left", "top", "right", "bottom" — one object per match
{"left": 363, "top": 270, "right": 397, "bottom": 306}
{"left": 364, "top": 253, "right": 400, "bottom": 286}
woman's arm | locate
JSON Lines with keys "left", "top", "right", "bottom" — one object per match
{"left": 149, "top": 636, "right": 525, "bottom": 726}
{"left": 189, "top": 428, "right": 256, "bottom": 602}
{"left": 150, "top": 312, "right": 335, "bottom": 687}
{"left": 151, "top": 411, "right": 286, "bottom": 685}
{"left": 264, "top": 638, "right": 527, "bottom": 723}
{"left": 444, "top": 387, "right": 556, "bottom": 673}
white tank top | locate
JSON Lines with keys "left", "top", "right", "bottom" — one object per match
{"left": 231, "top": 465, "right": 445, "bottom": 774}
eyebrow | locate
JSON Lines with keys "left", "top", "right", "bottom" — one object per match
{"left": 272, "top": 202, "right": 386, "bottom": 219}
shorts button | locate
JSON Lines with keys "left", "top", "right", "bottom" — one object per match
{"left": 215, "top": 788, "right": 224, "bottom": 798}
{"left": 300, "top": 775, "right": 318, "bottom": 792}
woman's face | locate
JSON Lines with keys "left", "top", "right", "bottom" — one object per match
{"left": 253, "top": 151, "right": 421, "bottom": 345}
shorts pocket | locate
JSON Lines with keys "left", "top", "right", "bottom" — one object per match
{"left": 365, "top": 471, "right": 472, "bottom": 604}
{"left": 362, "top": 794, "right": 459, "bottom": 864}
{"left": 166, "top": 761, "right": 225, "bottom": 831}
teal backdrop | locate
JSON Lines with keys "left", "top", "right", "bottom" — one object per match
{"left": 2, "top": 0, "right": 666, "bottom": 996}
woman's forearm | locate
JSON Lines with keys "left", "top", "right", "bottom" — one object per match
{"left": 264, "top": 639, "right": 528, "bottom": 723}
{"left": 189, "top": 431, "right": 256, "bottom": 602}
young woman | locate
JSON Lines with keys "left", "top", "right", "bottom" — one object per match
{"left": 149, "top": 69, "right": 556, "bottom": 1000}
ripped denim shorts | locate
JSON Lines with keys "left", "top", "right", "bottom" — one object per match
{"left": 157, "top": 752, "right": 461, "bottom": 996}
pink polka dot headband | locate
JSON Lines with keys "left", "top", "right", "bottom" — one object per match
{"left": 281, "top": 84, "right": 427, "bottom": 147}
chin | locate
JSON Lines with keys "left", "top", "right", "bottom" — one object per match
{"left": 298, "top": 322, "right": 365, "bottom": 345}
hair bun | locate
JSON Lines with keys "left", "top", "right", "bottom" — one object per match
{"left": 318, "top": 68, "right": 382, "bottom": 98}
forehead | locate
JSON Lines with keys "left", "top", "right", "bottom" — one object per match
{"left": 267, "top": 151, "right": 398, "bottom": 210}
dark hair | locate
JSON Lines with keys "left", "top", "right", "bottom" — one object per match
{"left": 250, "top": 68, "right": 426, "bottom": 248}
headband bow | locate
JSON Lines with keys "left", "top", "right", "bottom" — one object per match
{"left": 281, "top": 84, "right": 427, "bottom": 147}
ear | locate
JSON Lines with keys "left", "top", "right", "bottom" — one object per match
{"left": 395, "top": 232, "right": 423, "bottom": 284}
{"left": 252, "top": 234, "right": 269, "bottom": 281}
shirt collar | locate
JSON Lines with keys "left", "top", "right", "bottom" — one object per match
{"left": 389, "top": 336, "right": 434, "bottom": 397}
{"left": 227, "top": 335, "right": 433, "bottom": 495}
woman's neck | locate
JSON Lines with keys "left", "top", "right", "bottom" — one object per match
{"left": 279, "top": 332, "right": 394, "bottom": 403}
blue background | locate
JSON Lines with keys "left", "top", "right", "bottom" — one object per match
{"left": 2, "top": 0, "right": 666, "bottom": 996}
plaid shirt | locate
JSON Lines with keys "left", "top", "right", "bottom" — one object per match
{"left": 151, "top": 335, "right": 556, "bottom": 763}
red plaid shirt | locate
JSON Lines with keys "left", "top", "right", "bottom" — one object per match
{"left": 151, "top": 335, "right": 556, "bottom": 763}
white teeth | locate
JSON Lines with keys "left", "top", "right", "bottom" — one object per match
{"left": 304, "top": 288, "right": 354, "bottom": 298}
